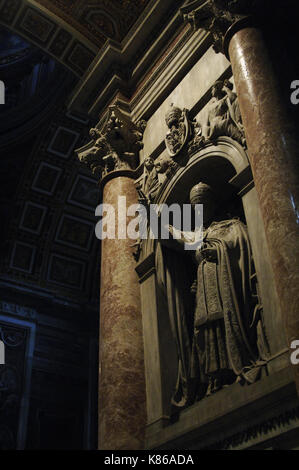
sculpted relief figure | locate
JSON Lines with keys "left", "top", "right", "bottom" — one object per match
{"left": 155, "top": 154, "right": 180, "bottom": 180}
{"left": 134, "top": 156, "right": 161, "bottom": 262}
{"left": 157, "top": 183, "right": 266, "bottom": 407}
{"left": 136, "top": 153, "right": 180, "bottom": 207}
{"left": 163, "top": 83, "right": 245, "bottom": 160}
{"left": 202, "top": 79, "right": 246, "bottom": 146}
{"left": 139, "top": 156, "right": 161, "bottom": 204}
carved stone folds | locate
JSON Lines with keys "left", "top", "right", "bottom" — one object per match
{"left": 201, "top": 78, "right": 246, "bottom": 147}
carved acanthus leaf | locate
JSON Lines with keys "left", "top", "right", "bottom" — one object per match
{"left": 76, "top": 106, "right": 146, "bottom": 180}
{"left": 181, "top": 0, "right": 260, "bottom": 54}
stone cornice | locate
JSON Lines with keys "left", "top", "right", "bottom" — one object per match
{"left": 181, "top": 0, "right": 263, "bottom": 57}
{"left": 131, "top": 27, "right": 211, "bottom": 122}
{"left": 67, "top": 0, "right": 186, "bottom": 116}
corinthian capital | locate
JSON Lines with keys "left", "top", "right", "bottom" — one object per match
{"left": 76, "top": 106, "right": 146, "bottom": 181}
{"left": 181, "top": 0, "right": 260, "bottom": 54}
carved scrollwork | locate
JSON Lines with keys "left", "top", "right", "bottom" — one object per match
{"left": 137, "top": 156, "right": 161, "bottom": 204}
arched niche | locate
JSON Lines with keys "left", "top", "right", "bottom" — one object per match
{"left": 136, "top": 137, "right": 288, "bottom": 436}
{"left": 142, "top": 138, "right": 248, "bottom": 258}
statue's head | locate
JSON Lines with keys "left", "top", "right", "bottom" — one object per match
{"left": 211, "top": 80, "right": 224, "bottom": 98}
{"left": 144, "top": 156, "right": 154, "bottom": 171}
{"left": 154, "top": 155, "right": 171, "bottom": 174}
{"left": 190, "top": 182, "right": 216, "bottom": 224}
{"left": 190, "top": 182, "right": 214, "bottom": 201}
{"left": 165, "top": 103, "right": 182, "bottom": 128}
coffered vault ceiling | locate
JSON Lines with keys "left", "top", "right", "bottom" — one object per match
{"left": 0, "top": 0, "right": 185, "bottom": 310}
{"left": 34, "top": 0, "right": 150, "bottom": 46}
{"left": 0, "top": 0, "right": 151, "bottom": 77}
{"left": 0, "top": 26, "right": 100, "bottom": 311}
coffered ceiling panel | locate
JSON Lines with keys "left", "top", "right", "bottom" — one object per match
{"left": 30, "top": 0, "right": 150, "bottom": 47}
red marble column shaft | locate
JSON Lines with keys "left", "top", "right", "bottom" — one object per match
{"left": 228, "top": 27, "right": 299, "bottom": 386}
{"left": 99, "top": 175, "right": 146, "bottom": 450}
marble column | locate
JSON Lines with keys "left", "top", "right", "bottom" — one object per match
{"left": 98, "top": 173, "right": 146, "bottom": 450}
{"left": 76, "top": 106, "right": 147, "bottom": 449}
{"left": 226, "top": 24, "right": 299, "bottom": 389}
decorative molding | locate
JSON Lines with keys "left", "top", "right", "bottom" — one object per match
{"left": 47, "top": 126, "right": 80, "bottom": 159}
{"left": 10, "top": 242, "right": 36, "bottom": 274}
{"left": 145, "top": 367, "right": 298, "bottom": 449}
{"left": 47, "top": 253, "right": 86, "bottom": 290}
{"left": 32, "top": 162, "right": 62, "bottom": 196}
{"left": 67, "top": 174, "right": 99, "bottom": 212}
{"left": 0, "top": 302, "right": 37, "bottom": 320}
{"left": 207, "top": 406, "right": 299, "bottom": 450}
{"left": 67, "top": 0, "right": 186, "bottom": 115}
{"left": 131, "top": 28, "right": 211, "bottom": 122}
{"left": 32, "top": 0, "right": 150, "bottom": 48}
{"left": 16, "top": 6, "right": 57, "bottom": 46}
{"left": 19, "top": 202, "right": 47, "bottom": 235}
{"left": 55, "top": 214, "right": 94, "bottom": 252}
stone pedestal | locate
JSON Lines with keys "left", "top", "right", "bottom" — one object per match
{"left": 98, "top": 174, "right": 146, "bottom": 450}
{"left": 227, "top": 26, "right": 299, "bottom": 389}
